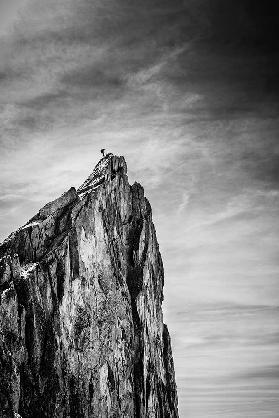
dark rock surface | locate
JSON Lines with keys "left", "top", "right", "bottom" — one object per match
{"left": 0, "top": 155, "right": 179, "bottom": 418}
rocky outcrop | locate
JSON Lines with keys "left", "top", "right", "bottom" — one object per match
{"left": 0, "top": 155, "right": 179, "bottom": 418}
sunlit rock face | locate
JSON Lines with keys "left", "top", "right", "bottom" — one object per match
{"left": 0, "top": 155, "right": 178, "bottom": 418}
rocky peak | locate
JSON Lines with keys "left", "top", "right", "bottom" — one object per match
{"left": 0, "top": 155, "right": 179, "bottom": 418}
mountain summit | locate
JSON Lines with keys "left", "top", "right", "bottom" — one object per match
{"left": 0, "top": 155, "right": 179, "bottom": 418}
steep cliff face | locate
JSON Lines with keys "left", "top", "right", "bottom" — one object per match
{"left": 0, "top": 155, "right": 179, "bottom": 418}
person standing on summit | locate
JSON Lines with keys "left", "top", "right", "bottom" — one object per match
{"left": 101, "top": 148, "right": 106, "bottom": 157}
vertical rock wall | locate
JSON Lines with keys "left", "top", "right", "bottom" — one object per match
{"left": 0, "top": 156, "right": 179, "bottom": 418}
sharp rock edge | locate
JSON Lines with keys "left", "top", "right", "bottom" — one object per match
{"left": 0, "top": 155, "right": 179, "bottom": 418}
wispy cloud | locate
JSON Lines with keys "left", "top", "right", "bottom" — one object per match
{"left": 169, "top": 303, "right": 279, "bottom": 417}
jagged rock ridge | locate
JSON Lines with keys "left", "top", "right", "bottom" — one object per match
{"left": 0, "top": 155, "right": 179, "bottom": 418}
{"left": 77, "top": 153, "right": 113, "bottom": 194}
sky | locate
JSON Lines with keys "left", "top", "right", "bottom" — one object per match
{"left": 1, "top": 1, "right": 279, "bottom": 416}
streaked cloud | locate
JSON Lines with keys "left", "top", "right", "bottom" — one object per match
{"left": 170, "top": 304, "right": 279, "bottom": 417}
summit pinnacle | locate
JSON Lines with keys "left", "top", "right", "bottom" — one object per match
{"left": 0, "top": 155, "right": 179, "bottom": 418}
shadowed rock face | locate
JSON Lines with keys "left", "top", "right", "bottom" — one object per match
{"left": 0, "top": 155, "right": 179, "bottom": 418}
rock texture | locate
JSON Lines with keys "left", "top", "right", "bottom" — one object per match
{"left": 0, "top": 155, "right": 179, "bottom": 418}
